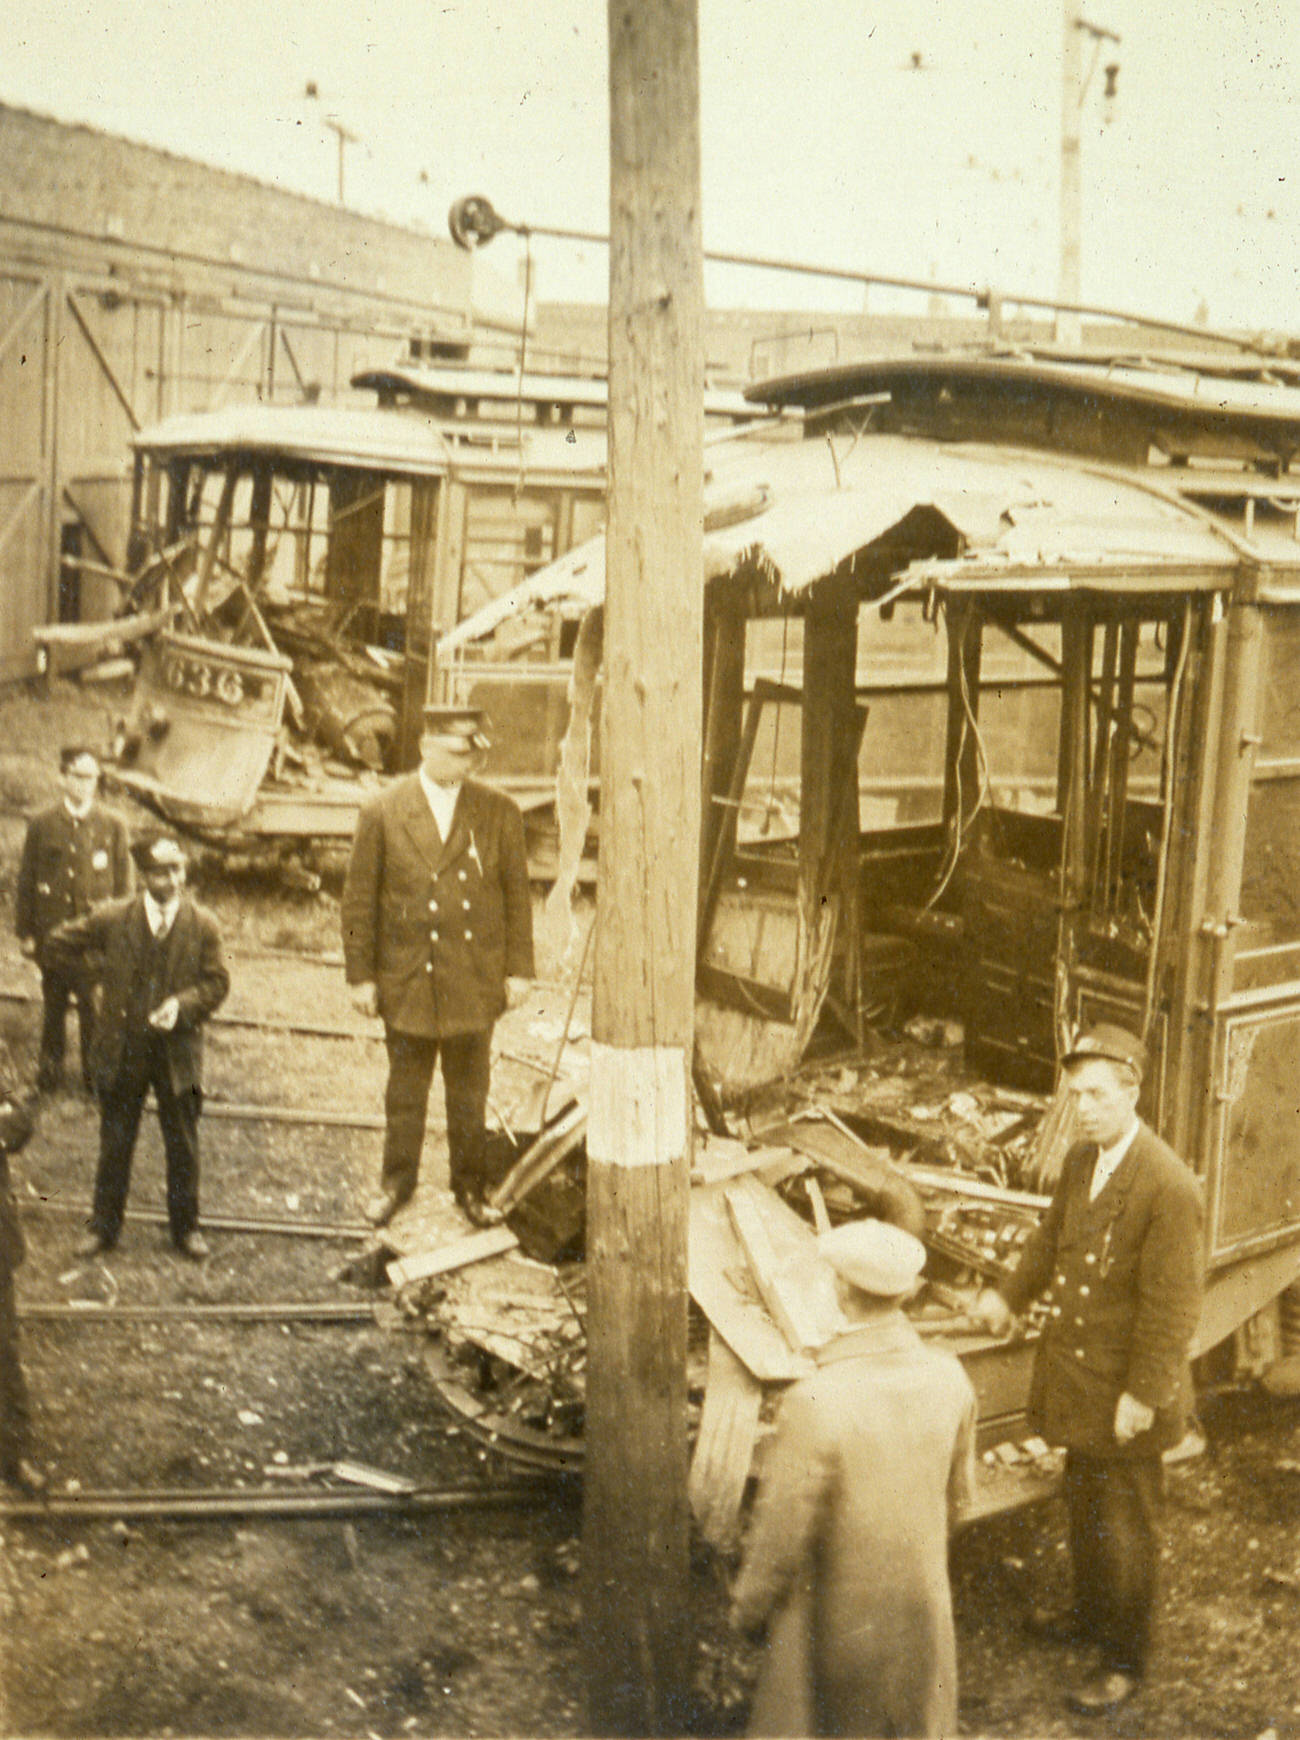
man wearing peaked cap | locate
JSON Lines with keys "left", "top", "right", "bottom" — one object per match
{"left": 15, "top": 744, "right": 131, "bottom": 1094}
{"left": 974, "top": 1021, "right": 1204, "bottom": 1716}
{"left": 731, "top": 1217, "right": 977, "bottom": 1737}
{"left": 45, "top": 830, "right": 229, "bottom": 1262}
{"left": 341, "top": 702, "right": 533, "bottom": 1229}
{"left": 1061, "top": 1021, "right": 1148, "bottom": 1078}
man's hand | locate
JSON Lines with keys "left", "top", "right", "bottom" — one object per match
{"left": 971, "top": 1287, "right": 1015, "bottom": 1338}
{"left": 349, "top": 981, "right": 380, "bottom": 1019}
{"left": 1114, "top": 1391, "right": 1156, "bottom": 1444}
{"left": 728, "top": 1603, "right": 767, "bottom": 1647}
{"left": 18, "top": 937, "right": 36, "bottom": 960}
{"left": 505, "top": 976, "right": 531, "bottom": 1010}
{"left": 147, "top": 996, "right": 180, "bottom": 1032}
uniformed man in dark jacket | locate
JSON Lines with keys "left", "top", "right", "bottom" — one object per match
{"left": 46, "top": 834, "right": 230, "bottom": 1261}
{"left": 0, "top": 1035, "right": 43, "bottom": 1493}
{"left": 974, "top": 1023, "right": 1204, "bottom": 1716}
{"left": 15, "top": 744, "right": 131, "bottom": 1092}
{"left": 341, "top": 706, "right": 534, "bottom": 1227}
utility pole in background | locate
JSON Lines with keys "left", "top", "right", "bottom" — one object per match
{"left": 323, "top": 114, "right": 358, "bottom": 206}
{"left": 1057, "top": 2, "right": 1120, "bottom": 347}
{"left": 582, "top": 0, "right": 704, "bottom": 1731}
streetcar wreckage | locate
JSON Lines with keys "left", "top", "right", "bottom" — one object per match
{"left": 379, "top": 344, "right": 1300, "bottom": 1534}
{"left": 42, "top": 360, "right": 755, "bottom": 861}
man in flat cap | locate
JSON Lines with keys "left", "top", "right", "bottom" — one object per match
{"left": 45, "top": 834, "right": 230, "bottom": 1260}
{"left": 15, "top": 744, "right": 131, "bottom": 1093}
{"left": 731, "top": 1219, "right": 976, "bottom": 1738}
{"left": 974, "top": 1022, "right": 1204, "bottom": 1716}
{"left": 341, "top": 705, "right": 534, "bottom": 1227}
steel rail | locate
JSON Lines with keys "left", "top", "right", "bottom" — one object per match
{"left": 0, "top": 1480, "right": 572, "bottom": 1522}
{"left": 27, "top": 1202, "right": 371, "bottom": 1239}
{"left": 204, "top": 1100, "right": 384, "bottom": 1129}
{"left": 19, "top": 1300, "right": 377, "bottom": 1324}
{"left": 0, "top": 984, "right": 379, "bottom": 1045}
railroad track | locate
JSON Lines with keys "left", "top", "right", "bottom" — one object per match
{"left": 0, "top": 1478, "right": 572, "bottom": 1522}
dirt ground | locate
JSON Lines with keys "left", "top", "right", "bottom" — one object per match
{"left": 1, "top": 682, "right": 1299, "bottom": 1739}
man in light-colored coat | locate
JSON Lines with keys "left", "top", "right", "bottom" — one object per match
{"left": 341, "top": 706, "right": 534, "bottom": 1226}
{"left": 731, "top": 1219, "right": 977, "bottom": 1738}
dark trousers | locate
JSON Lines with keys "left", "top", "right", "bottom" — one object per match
{"left": 0, "top": 1262, "right": 31, "bottom": 1474}
{"left": 90, "top": 1039, "right": 202, "bottom": 1248}
{"left": 381, "top": 1028, "right": 493, "bottom": 1205}
{"left": 1063, "top": 1450, "right": 1163, "bottom": 1677}
{"left": 38, "top": 961, "right": 98, "bottom": 1089}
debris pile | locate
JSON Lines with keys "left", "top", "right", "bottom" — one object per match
{"left": 369, "top": 1031, "right": 1063, "bottom": 1529}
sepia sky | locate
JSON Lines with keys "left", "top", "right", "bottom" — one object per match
{"left": 2, "top": 0, "right": 1297, "bottom": 332}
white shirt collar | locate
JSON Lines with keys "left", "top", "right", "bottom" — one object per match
{"left": 143, "top": 890, "right": 180, "bottom": 938}
{"left": 1089, "top": 1118, "right": 1140, "bottom": 1200}
{"left": 418, "top": 767, "right": 461, "bottom": 837}
{"left": 64, "top": 796, "right": 94, "bottom": 821}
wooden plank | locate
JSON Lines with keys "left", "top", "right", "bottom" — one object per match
{"left": 486, "top": 1100, "right": 586, "bottom": 1213}
{"left": 803, "top": 1175, "right": 832, "bottom": 1235}
{"left": 687, "top": 1329, "right": 763, "bottom": 1550}
{"left": 688, "top": 1184, "right": 812, "bottom": 1383}
{"left": 690, "top": 1134, "right": 804, "bottom": 1189}
{"left": 31, "top": 607, "right": 170, "bottom": 649}
{"left": 331, "top": 1460, "right": 417, "bottom": 1495}
{"left": 724, "top": 1179, "right": 842, "bottom": 1353}
{"left": 386, "top": 1224, "right": 518, "bottom": 1288}
{"left": 727, "top": 1190, "right": 828, "bottom": 1350}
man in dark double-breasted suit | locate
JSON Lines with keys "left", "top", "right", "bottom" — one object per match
{"left": 341, "top": 705, "right": 534, "bottom": 1227}
{"left": 45, "top": 835, "right": 230, "bottom": 1260}
{"left": 976, "top": 1023, "right": 1204, "bottom": 1717}
{"left": 15, "top": 745, "right": 132, "bottom": 1092}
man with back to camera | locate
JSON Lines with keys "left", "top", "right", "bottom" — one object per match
{"left": 15, "top": 744, "right": 131, "bottom": 1093}
{"left": 341, "top": 705, "right": 534, "bottom": 1229}
{"left": 730, "top": 1217, "right": 977, "bottom": 1738}
{"left": 973, "top": 1022, "right": 1205, "bottom": 1716}
{"left": 45, "top": 834, "right": 230, "bottom": 1262}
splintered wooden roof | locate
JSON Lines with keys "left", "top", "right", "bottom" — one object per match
{"left": 444, "top": 425, "right": 1252, "bottom": 650}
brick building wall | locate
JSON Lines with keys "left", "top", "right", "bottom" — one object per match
{"left": 0, "top": 101, "right": 473, "bottom": 321}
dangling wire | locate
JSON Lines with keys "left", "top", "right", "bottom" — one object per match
{"left": 514, "top": 226, "right": 534, "bottom": 503}
{"left": 924, "top": 603, "right": 995, "bottom": 908}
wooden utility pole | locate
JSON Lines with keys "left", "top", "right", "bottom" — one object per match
{"left": 1056, "top": 0, "right": 1084, "bottom": 346}
{"left": 583, "top": 0, "right": 704, "bottom": 1732}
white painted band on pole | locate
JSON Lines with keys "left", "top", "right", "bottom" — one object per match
{"left": 587, "top": 1041, "right": 689, "bottom": 1169}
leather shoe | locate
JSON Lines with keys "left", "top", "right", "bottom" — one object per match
{"left": 1066, "top": 1670, "right": 1140, "bottom": 1715}
{"left": 364, "top": 1191, "right": 405, "bottom": 1228}
{"left": 176, "top": 1230, "right": 210, "bottom": 1261}
{"left": 75, "top": 1232, "right": 114, "bottom": 1259}
{"left": 2, "top": 1457, "right": 47, "bottom": 1497}
{"left": 1023, "top": 1605, "right": 1082, "bottom": 1644}
{"left": 454, "top": 1187, "right": 501, "bottom": 1228}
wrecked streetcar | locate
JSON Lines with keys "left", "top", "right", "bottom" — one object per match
{"left": 88, "top": 360, "right": 753, "bottom": 859}
{"left": 418, "top": 344, "right": 1300, "bottom": 1530}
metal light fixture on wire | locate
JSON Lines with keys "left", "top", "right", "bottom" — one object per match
{"left": 445, "top": 193, "right": 1273, "bottom": 358}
